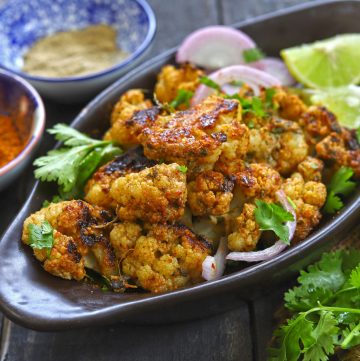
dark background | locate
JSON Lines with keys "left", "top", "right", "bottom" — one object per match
{"left": 0, "top": 0, "right": 326, "bottom": 360}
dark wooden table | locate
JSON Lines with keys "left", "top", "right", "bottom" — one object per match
{"left": 0, "top": 0, "right": 313, "bottom": 360}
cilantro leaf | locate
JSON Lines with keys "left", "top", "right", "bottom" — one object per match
{"left": 42, "top": 195, "right": 63, "bottom": 208}
{"left": 34, "top": 124, "right": 122, "bottom": 197}
{"left": 177, "top": 165, "right": 188, "bottom": 173}
{"left": 356, "top": 128, "right": 360, "bottom": 143}
{"left": 28, "top": 221, "right": 54, "bottom": 251}
{"left": 243, "top": 48, "right": 265, "bottom": 63}
{"left": 169, "top": 89, "right": 194, "bottom": 109}
{"left": 328, "top": 167, "right": 356, "bottom": 196}
{"left": 271, "top": 250, "right": 360, "bottom": 360}
{"left": 323, "top": 191, "right": 343, "bottom": 214}
{"left": 254, "top": 200, "right": 295, "bottom": 244}
{"left": 323, "top": 167, "right": 356, "bottom": 214}
{"left": 303, "top": 311, "right": 339, "bottom": 361}
{"left": 349, "top": 265, "right": 360, "bottom": 289}
{"left": 199, "top": 76, "right": 221, "bottom": 91}
{"left": 265, "top": 88, "right": 276, "bottom": 108}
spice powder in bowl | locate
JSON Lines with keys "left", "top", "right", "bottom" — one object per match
{"left": 0, "top": 114, "right": 28, "bottom": 169}
{"left": 22, "top": 24, "right": 129, "bottom": 78}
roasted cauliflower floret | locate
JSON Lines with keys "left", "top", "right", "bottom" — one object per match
{"left": 316, "top": 132, "right": 360, "bottom": 178}
{"left": 84, "top": 147, "right": 155, "bottom": 209}
{"left": 31, "top": 232, "right": 85, "bottom": 281}
{"left": 247, "top": 127, "right": 278, "bottom": 166}
{"left": 140, "top": 95, "right": 246, "bottom": 173}
{"left": 282, "top": 173, "right": 327, "bottom": 242}
{"left": 299, "top": 106, "right": 342, "bottom": 146}
{"left": 227, "top": 203, "right": 261, "bottom": 252}
{"left": 187, "top": 171, "right": 234, "bottom": 216}
{"left": 272, "top": 87, "right": 307, "bottom": 121}
{"left": 297, "top": 156, "right": 324, "bottom": 182}
{"left": 269, "top": 117, "right": 309, "bottom": 175}
{"left": 154, "top": 63, "right": 203, "bottom": 105}
{"left": 22, "top": 200, "right": 118, "bottom": 280}
{"left": 121, "top": 223, "right": 211, "bottom": 293}
{"left": 110, "top": 163, "right": 187, "bottom": 223}
{"left": 235, "top": 163, "right": 282, "bottom": 201}
{"left": 109, "top": 222, "right": 143, "bottom": 260}
{"left": 104, "top": 89, "right": 157, "bottom": 148}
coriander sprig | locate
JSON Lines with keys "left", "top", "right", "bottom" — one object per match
{"left": 323, "top": 167, "right": 356, "bottom": 214}
{"left": 34, "top": 124, "right": 122, "bottom": 199}
{"left": 270, "top": 250, "right": 360, "bottom": 360}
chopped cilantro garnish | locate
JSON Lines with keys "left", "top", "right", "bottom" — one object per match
{"left": 356, "top": 128, "right": 360, "bottom": 143}
{"left": 169, "top": 89, "right": 194, "bottom": 109}
{"left": 177, "top": 165, "right": 188, "bottom": 173}
{"left": 323, "top": 167, "right": 356, "bottom": 214}
{"left": 28, "top": 221, "right": 54, "bottom": 253}
{"left": 243, "top": 47, "right": 265, "bottom": 63}
{"left": 229, "top": 80, "right": 244, "bottom": 87}
{"left": 199, "top": 76, "right": 221, "bottom": 91}
{"left": 270, "top": 250, "right": 360, "bottom": 360}
{"left": 265, "top": 88, "right": 276, "bottom": 108}
{"left": 42, "top": 195, "right": 63, "bottom": 208}
{"left": 254, "top": 199, "right": 295, "bottom": 244}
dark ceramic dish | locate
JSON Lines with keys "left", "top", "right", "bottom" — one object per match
{"left": 0, "top": 0, "right": 359, "bottom": 331}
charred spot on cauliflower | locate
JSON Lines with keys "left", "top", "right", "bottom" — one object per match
{"left": 110, "top": 163, "right": 187, "bottom": 223}
{"left": 187, "top": 171, "right": 234, "bottom": 216}
{"left": 120, "top": 223, "right": 211, "bottom": 293}
{"left": 22, "top": 200, "right": 118, "bottom": 280}
{"left": 104, "top": 89, "right": 157, "bottom": 148}
{"left": 316, "top": 132, "right": 360, "bottom": 178}
{"left": 140, "top": 95, "right": 245, "bottom": 173}
{"left": 235, "top": 163, "right": 282, "bottom": 201}
{"left": 84, "top": 147, "right": 156, "bottom": 209}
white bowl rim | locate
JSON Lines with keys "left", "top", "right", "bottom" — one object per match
{"left": 0, "top": 0, "right": 156, "bottom": 83}
{"left": 0, "top": 69, "right": 45, "bottom": 176}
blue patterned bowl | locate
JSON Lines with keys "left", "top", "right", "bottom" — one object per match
{"left": 0, "top": 0, "right": 156, "bottom": 102}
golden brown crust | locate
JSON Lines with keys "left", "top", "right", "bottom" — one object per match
{"left": 272, "top": 87, "right": 307, "bottom": 121}
{"left": 121, "top": 223, "right": 211, "bottom": 293}
{"left": 110, "top": 163, "right": 187, "bottom": 223}
{"left": 84, "top": 147, "right": 156, "bottom": 209}
{"left": 282, "top": 173, "right": 327, "bottom": 242}
{"left": 235, "top": 163, "right": 282, "bottom": 201}
{"left": 104, "top": 89, "right": 155, "bottom": 148}
{"left": 140, "top": 95, "right": 244, "bottom": 173}
{"left": 227, "top": 203, "right": 261, "bottom": 252}
{"left": 187, "top": 171, "right": 234, "bottom": 216}
{"left": 316, "top": 132, "right": 360, "bottom": 178}
{"left": 154, "top": 63, "right": 203, "bottom": 106}
{"left": 22, "top": 200, "right": 118, "bottom": 279}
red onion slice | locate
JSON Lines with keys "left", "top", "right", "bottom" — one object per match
{"left": 250, "top": 58, "right": 295, "bottom": 86}
{"left": 226, "top": 190, "right": 296, "bottom": 262}
{"left": 176, "top": 26, "right": 256, "bottom": 70}
{"left": 192, "top": 65, "right": 281, "bottom": 105}
{"left": 202, "top": 237, "right": 228, "bottom": 281}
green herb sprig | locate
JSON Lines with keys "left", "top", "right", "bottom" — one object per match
{"left": 243, "top": 47, "right": 265, "bottom": 63}
{"left": 34, "top": 124, "right": 122, "bottom": 199}
{"left": 270, "top": 250, "right": 360, "bottom": 360}
{"left": 254, "top": 200, "right": 295, "bottom": 244}
{"left": 28, "top": 221, "right": 54, "bottom": 254}
{"left": 169, "top": 89, "right": 194, "bottom": 109}
{"left": 323, "top": 167, "right": 356, "bottom": 214}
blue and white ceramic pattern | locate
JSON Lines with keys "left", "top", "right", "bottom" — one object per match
{"left": 0, "top": 0, "right": 156, "bottom": 102}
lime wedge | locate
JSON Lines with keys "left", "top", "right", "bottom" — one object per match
{"left": 310, "top": 85, "right": 360, "bottom": 128}
{"left": 281, "top": 34, "right": 360, "bottom": 88}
